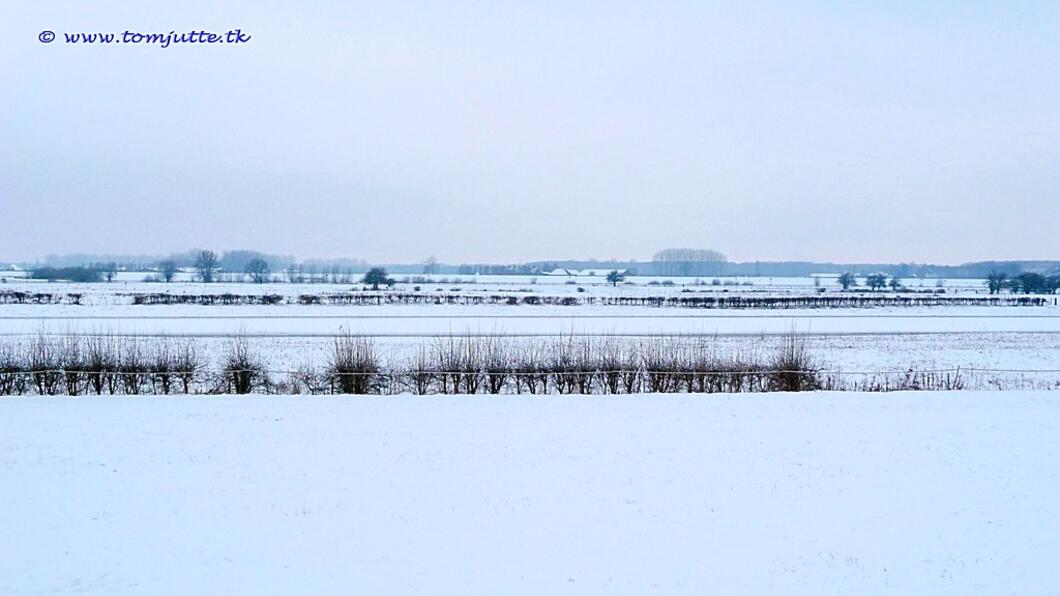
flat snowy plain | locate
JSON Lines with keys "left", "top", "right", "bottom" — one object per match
{"left": 2, "top": 392, "right": 1058, "bottom": 595}
{"left": 3, "top": 278, "right": 1059, "bottom": 387}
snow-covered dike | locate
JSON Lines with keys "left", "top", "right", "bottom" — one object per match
{"left": 2, "top": 393, "right": 1057, "bottom": 595}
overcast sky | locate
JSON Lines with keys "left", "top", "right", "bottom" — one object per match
{"left": 2, "top": 1, "right": 1058, "bottom": 264}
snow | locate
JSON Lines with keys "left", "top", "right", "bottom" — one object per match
{"left": 0, "top": 276, "right": 1009, "bottom": 304}
{"left": 3, "top": 300, "right": 1059, "bottom": 336}
{"left": 2, "top": 391, "right": 1057, "bottom": 594}
{"left": 2, "top": 281, "right": 1059, "bottom": 388}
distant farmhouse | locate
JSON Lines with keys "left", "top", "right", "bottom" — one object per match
{"left": 1, "top": 264, "right": 26, "bottom": 281}
{"left": 547, "top": 267, "right": 631, "bottom": 278}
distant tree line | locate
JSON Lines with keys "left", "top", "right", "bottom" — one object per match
{"left": 835, "top": 270, "right": 1060, "bottom": 295}
{"left": 15, "top": 247, "right": 1060, "bottom": 285}
{"left": 987, "top": 271, "right": 1060, "bottom": 295}
{"left": 456, "top": 263, "right": 554, "bottom": 275}
{"left": 837, "top": 272, "right": 904, "bottom": 291}
{"left": 29, "top": 267, "right": 102, "bottom": 283}
{"left": 517, "top": 258, "right": 1060, "bottom": 279}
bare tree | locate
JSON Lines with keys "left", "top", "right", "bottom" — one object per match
{"left": 222, "top": 334, "right": 265, "bottom": 394}
{"left": 866, "top": 273, "right": 887, "bottom": 291}
{"left": 103, "top": 262, "right": 118, "bottom": 283}
{"left": 285, "top": 264, "right": 305, "bottom": 284}
{"left": 245, "top": 258, "right": 270, "bottom": 284}
{"left": 194, "top": 250, "right": 219, "bottom": 283}
{"left": 159, "top": 260, "right": 178, "bottom": 283}
{"left": 652, "top": 248, "right": 727, "bottom": 276}
{"left": 837, "top": 272, "right": 857, "bottom": 290}
{"left": 987, "top": 271, "right": 1008, "bottom": 295}
{"left": 422, "top": 256, "right": 439, "bottom": 275}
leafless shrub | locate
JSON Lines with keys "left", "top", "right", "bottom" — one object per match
{"left": 673, "top": 342, "right": 699, "bottom": 393}
{"left": 714, "top": 344, "right": 773, "bottom": 393}
{"left": 85, "top": 334, "right": 117, "bottom": 394}
{"left": 641, "top": 337, "right": 677, "bottom": 393}
{"left": 0, "top": 340, "right": 26, "bottom": 396}
{"left": 29, "top": 334, "right": 62, "bottom": 395}
{"left": 287, "top": 363, "right": 329, "bottom": 395}
{"left": 0, "top": 331, "right": 1029, "bottom": 396}
{"left": 598, "top": 337, "right": 625, "bottom": 394}
{"left": 549, "top": 336, "right": 582, "bottom": 394}
{"left": 619, "top": 343, "right": 641, "bottom": 394}
{"left": 512, "top": 340, "right": 548, "bottom": 394}
{"left": 905, "top": 368, "right": 964, "bottom": 391}
{"left": 458, "top": 335, "right": 484, "bottom": 394}
{"left": 723, "top": 359, "right": 767, "bottom": 393}
{"left": 329, "top": 334, "right": 380, "bottom": 394}
{"left": 433, "top": 336, "right": 462, "bottom": 394}
{"left": 768, "top": 333, "right": 820, "bottom": 392}
{"left": 151, "top": 341, "right": 174, "bottom": 394}
{"left": 222, "top": 334, "right": 265, "bottom": 395}
{"left": 403, "top": 346, "right": 436, "bottom": 395}
{"left": 682, "top": 340, "right": 712, "bottom": 393}
{"left": 483, "top": 335, "right": 512, "bottom": 394}
{"left": 119, "top": 338, "right": 150, "bottom": 395}
{"left": 432, "top": 335, "right": 483, "bottom": 394}
{"left": 272, "top": 375, "right": 298, "bottom": 395}
{"left": 853, "top": 368, "right": 965, "bottom": 392}
{"left": 174, "top": 341, "right": 200, "bottom": 394}
{"left": 570, "top": 337, "right": 597, "bottom": 394}
{"left": 60, "top": 335, "right": 86, "bottom": 396}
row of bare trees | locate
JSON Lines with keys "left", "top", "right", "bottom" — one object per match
{"left": 652, "top": 248, "right": 727, "bottom": 277}
{"left": 0, "top": 335, "right": 200, "bottom": 396}
{"left": 0, "top": 333, "right": 821, "bottom": 396}
{"left": 5, "top": 332, "right": 1051, "bottom": 395}
{"left": 181, "top": 251, "right": 391, "bottom": 287}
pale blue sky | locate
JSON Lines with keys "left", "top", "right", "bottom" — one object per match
{"left": 2, "top": 1, "right": 1058, "bottom": 263}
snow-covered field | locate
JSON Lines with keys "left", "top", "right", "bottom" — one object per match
{"left": 5, "top": 301, "right": 1060, "bottom": 334}
{"left": 3, "top": 280, "right": 1058, "bottom": 591}
{"left": 0, "top": 274, "right": 994, "bottom": 294}
{"left": 2, "top": 280, "right": 1059, "bottom": 385}
{"left": 1, "top": 392, "right": 1057, "bottom": 594}
{"left": 0, "top": 277, "right": 1016, "bottom": 305}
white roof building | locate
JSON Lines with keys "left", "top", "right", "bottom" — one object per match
{"left": 547, "top": 268, "right": 577, "bottom": 276}
{"left": 578, "top": 269, "right": 627, "bottom": 277}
